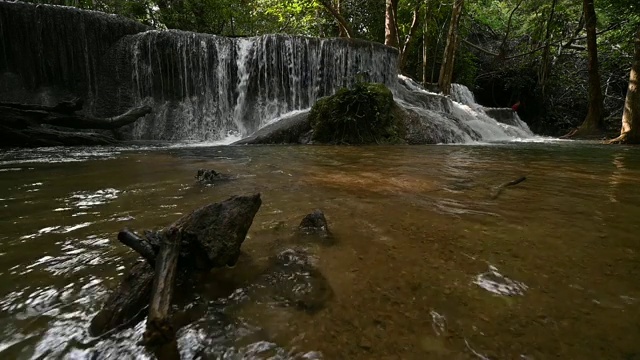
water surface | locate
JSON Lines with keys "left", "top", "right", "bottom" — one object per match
{"left": 1, "top": 142, "right": 639, "bottom": 359}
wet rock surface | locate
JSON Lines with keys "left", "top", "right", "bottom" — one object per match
{"left": 195, "top": 169, "right": 235, "bottom": 185}
{"left": 298, "top": 209, "right": 332, "bottom": 238}
{"left": 232, "top": 111, "right": 312, "bottom": 145}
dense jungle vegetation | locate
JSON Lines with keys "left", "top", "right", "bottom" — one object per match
{"left": 26, "top": 0, "right": 640, "bottom": 141}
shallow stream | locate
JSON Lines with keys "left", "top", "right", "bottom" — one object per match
{"left": 1, "top": 142, "right": 639, "bottom": 359}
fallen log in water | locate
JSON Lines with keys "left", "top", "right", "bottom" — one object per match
{"left": 90, "top": 194, "right": 262, "bottom": 354}
{"left": 0, "top": 99, "right": 151, "bottom": 147}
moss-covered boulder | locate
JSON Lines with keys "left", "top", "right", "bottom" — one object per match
{"left": 308, "top": 82, "right": 405, "bottom": 144}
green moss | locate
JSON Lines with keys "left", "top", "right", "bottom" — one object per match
{"left": 308, "top": 82, "right": 405, "bottom": 145}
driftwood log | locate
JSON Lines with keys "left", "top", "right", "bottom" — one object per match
{"left": 90, "top": 194, "right": 262, "bottom": 354}
{"left": 0, "top": 98, "right": 151, "bottom": 147}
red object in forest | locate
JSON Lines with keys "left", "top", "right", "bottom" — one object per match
{"left": 512, "top": 101, "right": 521, "bottom": 111}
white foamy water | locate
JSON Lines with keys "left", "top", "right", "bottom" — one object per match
{"left": 473, "top": 265, "right": 528, "bottom": 296}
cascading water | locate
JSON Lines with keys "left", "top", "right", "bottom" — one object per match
{"left": 394, "top": 76, "right": 534, "bottom": 143}
{"left": 108, "top": 31, "right": 398, "bottom": 141}
{"left": 0, "top": 1, "right": 534, "bottom": 144}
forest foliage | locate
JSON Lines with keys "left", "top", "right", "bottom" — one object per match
{"left": 24, "top": 0, "right": 640, "bottom": 136}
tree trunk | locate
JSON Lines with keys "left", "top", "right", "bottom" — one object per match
{"left": 422, "top": 0, "right": 429, "bottom": 85}
{"left": 399, "top": 5, "right": 422, "bottom": 72}
{"left": 336, "top": 0, "right": 348, "bottom": 37}
{"left": 319, "top": 0, "right": 354, "bottom": 38}
{"left": 540, "top": 0, "right": 558, "bottom": 97}
{"left": 573, "top": 0, "right": 605, "bottom": 137}
{"left": 438, "top": 0, "right": 464, "bottom": 95}
{"left": 384, "top": 0, "right": 398, "bottom": 47}
{"left": 608, "top": 26, "right": 640, "bottom": 144}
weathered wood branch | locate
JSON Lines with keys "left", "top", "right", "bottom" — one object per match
{"left": 39, "top": 105, "right": 151, "bottom": 129}
{"left": 90, "top": 194, "right": 263, "bottom": 341}
{"left": 499, "top": 0, "right": 524, "bottom": 54}
{"left": 118, "top": 229, "right": 157, "bottom": 266}
{"left": 144, "top": 228, "right": 181, "bottom": 348}
{"left": 89, "top": 261, "right": 155, "bottom": 336}
{"left": 1, "top": 98, "right": 151, "bottom": 147}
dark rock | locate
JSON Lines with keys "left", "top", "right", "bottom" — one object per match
{"left": 195, "top": 169, "right": 234, "bottom": 185}
{"left": 309, "top": 82, "right": 405, "bottom": 144}
{"left": 299, "top": 209, "right": 331, "bottom": 238}
{"left": 174, "top": 194, "right": 262, "bottom": 269}
{"left": 484, "top": 107, "right": 520, "bottom": 126}
{"left": 262, "top": 248, "right": 333, "bottom": 312}
{"left": 232, "top": 111, "right": 312, "bottom": 145}
{"left": 401, "top": 106, "right": 481, "bottom": 144}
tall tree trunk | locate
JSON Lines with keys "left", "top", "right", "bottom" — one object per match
{"left": 438, "top": 0, "right": 464, "bottom": 95}
{"left": 608, "top": 26, "right": 640, "bottom": 144}
{"left": 422, "top": 0, "right": 429, "bottom": 85}
{"left": 385, "top": 0, "right": 398, "bottom": 47}
{"left": 399, "top": 5, "right": 422, "bottom": 72}
{"left": 573, "top": 0, "right": 605, "bottom": 137}
{"left": 540, "top": 0, "right": 558, "bottom": 97}
{"left": 336, "top": 0, "right": 348, "bottom": 37}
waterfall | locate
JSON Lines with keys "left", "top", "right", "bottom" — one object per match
{"left": 106, "top": 31, "right": 398, "bottom": 140}
{"left": 0, "top": 1, "right": 533, "bottom": 144}
{"left": 394, "top": 76, "right": 533, "bottom": 143}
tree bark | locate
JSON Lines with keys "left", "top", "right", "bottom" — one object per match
{"left": 497, "top": 0, "right": 524, "bottom": 59}
{"left": 384, "top": 0, "right": 399, "bottom": 47}
{"left": 540, "top": 0, "right": 558, "bottom": 97}
{"left": 118, "top": 229, "right": 157, "bottom": 266}
{"left": 89, "top": 261, "right": 155, "bottom": 336}
{"left": 438, "top": 0, "right": 464, "bottom": 95}
{"left": 335, "top": 0, "right": 348, "bottom": 37}
{"left": 319, "top": 0, "right": 354, "bottom": 38}
{"left": 144, "top": 228, "right": 181, "bottom": 348}
{"left": 608, "top": 26, "right": 640, "bottom": 144}
{"left": 422, "top": 0, "right": 429, "bottom": 85}
{"left": 399, "top": 4, "right": 422, "bottom": 72}
{"left": 573, "top": 0, "right": 605, "bottom": 137}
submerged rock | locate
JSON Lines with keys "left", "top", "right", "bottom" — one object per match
{"left": 298, "top": 209, "right": 332, "bottom": 239}
{"left": 195, "top": 169, "right": 234, "bottom": 185}
{"left": 262, "top": 248, "right": 333, "bottom": 312}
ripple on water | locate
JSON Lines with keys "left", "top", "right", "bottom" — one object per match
{"left": 65, "top": 188, "right": 121, "bottom": 209}
{"left": 19, "top": 222, "right": 94, "bottom": 240}
{"left": 473, "top": 265, "right": 528, "bottom": 296}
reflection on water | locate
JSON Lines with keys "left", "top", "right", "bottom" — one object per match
{"left": 1, "top": 142, "right": 640, "bottom": 359}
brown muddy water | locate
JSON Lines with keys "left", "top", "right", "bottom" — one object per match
{"left": 1, "top": 142, "right": 639, "bottom": 359}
